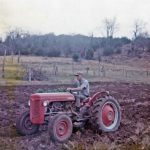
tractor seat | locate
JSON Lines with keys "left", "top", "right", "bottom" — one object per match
{"left": 81, "top": 97, "right": 91, "bottom": 107}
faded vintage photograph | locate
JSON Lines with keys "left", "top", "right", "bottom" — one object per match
{"left": 0, "top": 0, "right": 150, "bottom": 149}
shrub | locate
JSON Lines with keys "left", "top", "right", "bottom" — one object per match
{"left": 72, "top": 53, "right": 79, "bottom": 62}
{"left": 103, "top": 47, "right": 114, "bottom": 56}
{"left": 47, "top": 50, "right": 61, "bottom": 57}
{"left": 115, "top": 48, "right": 121, "bottom": 54}
{"left": 85, "top": 49, "right": 94, "bottom": 60}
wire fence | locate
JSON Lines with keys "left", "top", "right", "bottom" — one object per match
{"left": 0, "top": 56, "right": 150, "bottom": 84}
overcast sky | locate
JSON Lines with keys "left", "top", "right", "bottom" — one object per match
{"left": 0, "top": 0, "right": 150, "bottom": 38}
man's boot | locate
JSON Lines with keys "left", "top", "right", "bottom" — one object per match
{"left": 74, "top": 107, "right": 88, "bottom": 128}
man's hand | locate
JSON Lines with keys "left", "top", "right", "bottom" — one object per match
{"left": 67, "top": 88, "right": 72, "bottom": 92}
{"left": 67, "top": 87, "right": 82, "bottom": 92}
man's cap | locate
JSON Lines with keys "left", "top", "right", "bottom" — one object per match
{"left": 74, "top": 72, "right": 83, "bottom": 76}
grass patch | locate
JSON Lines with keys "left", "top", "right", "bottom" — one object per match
{"left": 3, "top": 59, "right": 25, "bottom": 85}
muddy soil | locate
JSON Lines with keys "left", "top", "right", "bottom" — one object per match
{"left": 0, "top": 82, "right": 150, "bottom": 150}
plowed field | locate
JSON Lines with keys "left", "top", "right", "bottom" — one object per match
{"left": 0, "top": 82, "right": 150, "bottom": 150}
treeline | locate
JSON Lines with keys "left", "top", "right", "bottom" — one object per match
{"left": 0, "top": 29, "right": 150, "bottom": 60}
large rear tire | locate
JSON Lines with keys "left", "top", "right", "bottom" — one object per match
{"left": 16, "top": 110, "right": 39, "bottom": 135}
{"left": 48, "top": 114, "right": 73, "bottom": 143}
{"left": 91, "top": 97, "right": 121, "bottom": 132}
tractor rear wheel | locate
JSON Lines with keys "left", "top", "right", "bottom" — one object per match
{"left": 16, "top": 110, "right": 39, "bottom": 135}
{"left": 48, "top": 114, "right": 73, "bottom": 143}
{"left": 91, "top": 97, "right": 121, "bottom": 132}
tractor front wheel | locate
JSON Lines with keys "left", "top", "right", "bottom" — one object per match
{"left": 92, "top": 97, "right": 121, "bottom": 132}
{"left": 48, "top": 114, "right": 73, "bottom": 143}
{"left": 16, "top": 110, "right": 39, "bottom": 135}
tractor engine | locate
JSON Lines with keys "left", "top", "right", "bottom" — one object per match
{"left": 47, "top": 102, "right": 73, "bottom": 113}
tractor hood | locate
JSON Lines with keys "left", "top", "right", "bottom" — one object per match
{"left": 30, "top": 92, "right": 75, "bottom": 102}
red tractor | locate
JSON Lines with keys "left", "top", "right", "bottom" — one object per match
{"left": 16, "top": 90, "right": 121, "bottom": 143}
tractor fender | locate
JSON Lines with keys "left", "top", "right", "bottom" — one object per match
{"left": 88, "top": 91, "right": 109, "bottom": 106}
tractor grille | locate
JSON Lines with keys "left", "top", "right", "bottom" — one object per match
{"left": 30, "top": 99, "right": 41, "bottom": 118}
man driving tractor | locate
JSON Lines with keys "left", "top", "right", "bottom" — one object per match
{"left": 16, "top": 72, "right": 121, "bottom": 142}
{"left": 67, "top": 72, "right": 90, "bottom": 112}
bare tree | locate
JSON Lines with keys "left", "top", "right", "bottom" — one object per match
{"left": 133, "top": 19, "right": 147, "bottom": 39}
{"left": 131, "top": 19, "right": 149, "bottom": 55}
{"left": 5, "top": 28, "right": 26, "bottom": 55}
{"left": 102, "top": 17, "right": 118, "bottom": 38}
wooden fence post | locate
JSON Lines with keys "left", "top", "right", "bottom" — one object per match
{"left": 53, "top": 63, "right": 58, "bottom": 75}
{"left": 28, "top": 67, "right": 32, "bottom": 82}
{"left": 86, "top": 67, "right": 89, "bottom": 75}
{"left": 2, "top": 50, "right": 6, "bottom": 78}
{"left": 98, "top": 62, "right": 101, "bottom": 76}
{"left": 72, "top": 61, "right": 74, "bottom": 74}
{"left": 11, "top": 50, "right": 14, "bottom": 64}
{"left": 17, "top": 50, "right": 21, "bottom": 63}
{"left": 54, "top": 65, "right": 58, "bottom": 75}
{"left": 101, "top": 65, "right": 106, "bottom": 77}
